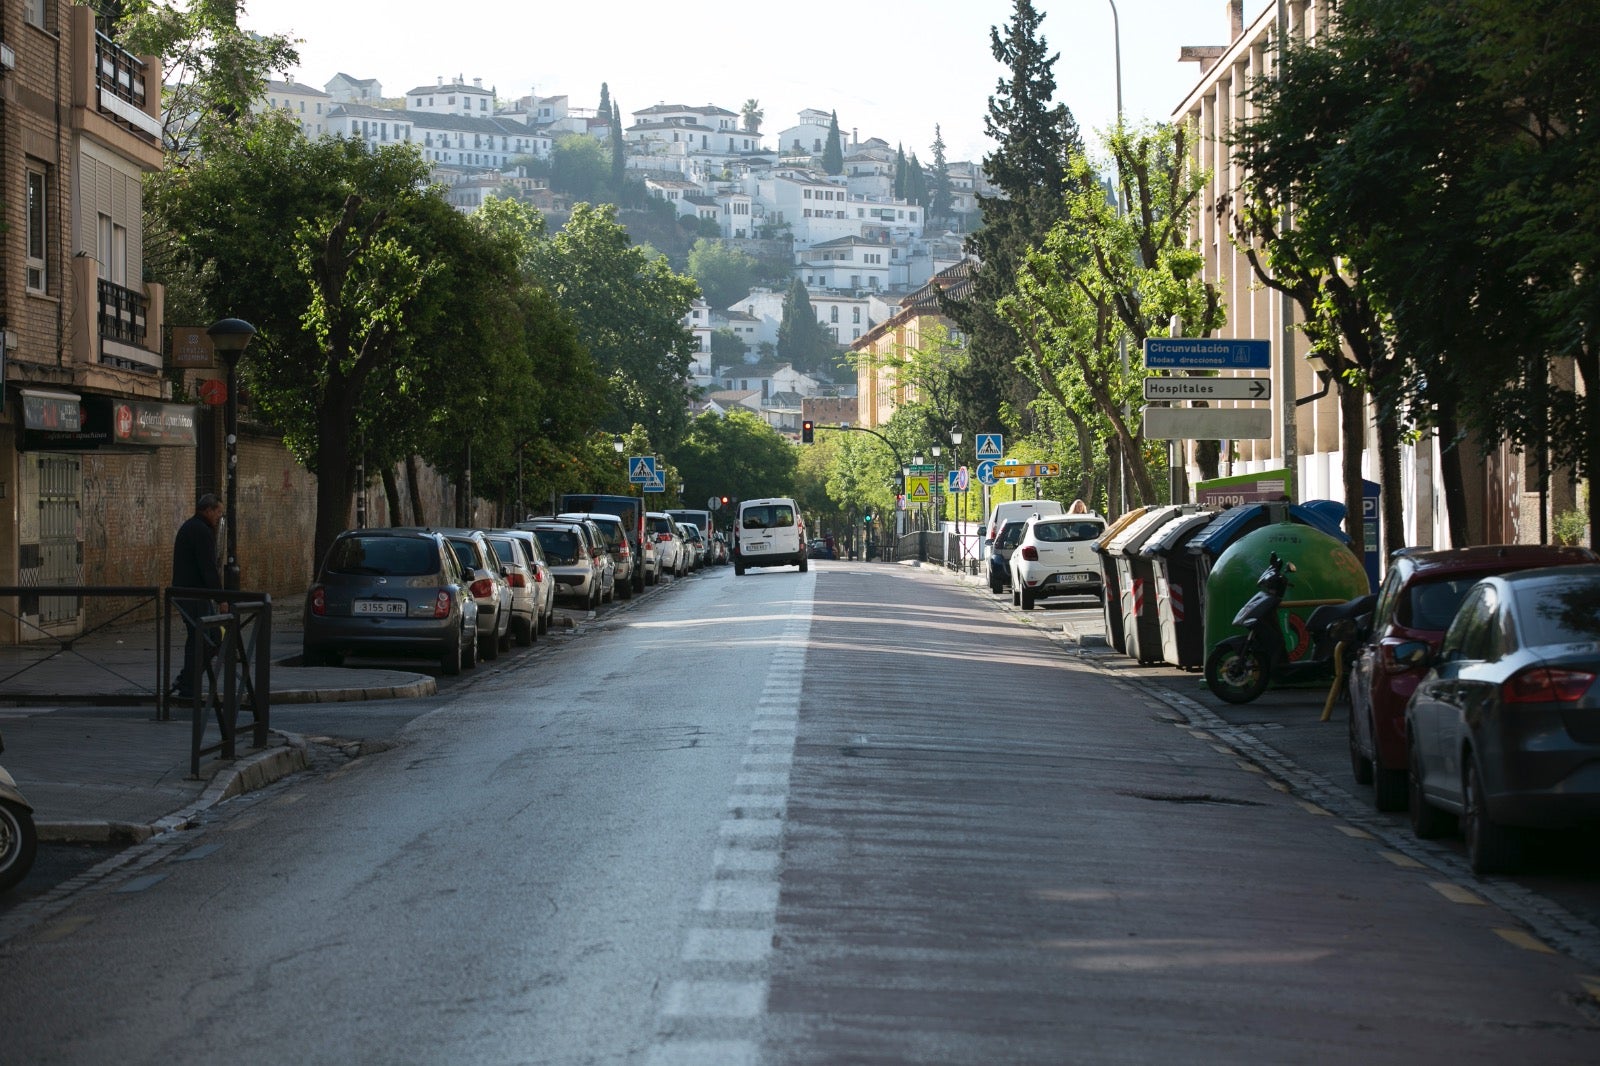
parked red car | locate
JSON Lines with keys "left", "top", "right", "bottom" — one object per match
{"left": 1347, "top": 544, "right": 1597, "bottom": 810}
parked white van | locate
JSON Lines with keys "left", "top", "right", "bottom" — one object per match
{"left": 982, "top": 499, "right": 1065, "bottom": 550}
{"left": 734, "top": 497, "right": 807, "bottom": 574}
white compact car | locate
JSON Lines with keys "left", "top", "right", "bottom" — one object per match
{"left": 1009, "top": 513, "right": 1108, "bottom": 609}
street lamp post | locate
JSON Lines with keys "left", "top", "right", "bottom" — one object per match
{"left": 951, "top": 426, "right": 966, "bottom": 571}
{"left": 931, "top": 442, "right": 943, "bottom": 546}
{"left": 207, "top": 318, "right": 256, "bottom": 592}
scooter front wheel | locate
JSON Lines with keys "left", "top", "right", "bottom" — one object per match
{"left": 0, "top": 797, "right": 38, "bottom": 893}
{"left": 1205, "top": 639, "right": 1271, "bottom": 704}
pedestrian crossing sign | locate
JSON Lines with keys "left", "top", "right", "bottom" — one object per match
{"left": 976, "top": 434, "right": 1003, "bottom": 461}
{"left": 906, "top": 476, "right": 930, "bottom": 502}
{"left": 628, "top": 455, "right": 657, "bottom": 483}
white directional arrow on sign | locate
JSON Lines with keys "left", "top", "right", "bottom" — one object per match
{"left": 1142, "top": 377, "right": 1272, "bottom": 402}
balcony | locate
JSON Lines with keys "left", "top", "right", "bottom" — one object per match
{"left": 97, "top": 278, "right": 158, "bottom": 373}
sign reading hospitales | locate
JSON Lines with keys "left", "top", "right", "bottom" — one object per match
{"left": 1143, "top": 338, "right": 1271, "bottom": 370}
{"left": 1143, "top": 377, "right": 1271, "bottom": 401}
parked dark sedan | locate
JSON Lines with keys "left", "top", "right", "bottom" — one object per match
{"left": 1348, "top": 544, "right": 1596, "bottom": 811}
{"left": 1406, "top": 564, "right": 1600, "bottom": 874}
{"left": 302, "top": 528, "right": 479, "bottom": 675}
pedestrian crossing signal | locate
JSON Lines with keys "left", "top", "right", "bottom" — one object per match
{"left": 801, "top": 420, "right": 814, "bottom": 444}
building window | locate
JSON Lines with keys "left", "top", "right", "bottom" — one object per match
{"left": 24, "top": 0, "right": 49, "bottom": 29}
{"left": 26, "top": 166, "right": 49, "bottom": 292}
{"left": 853, "top": 307, "right": 861, "bottom": 324}
{"left": 830, "top": 307, "right": 839, "bottom": 323}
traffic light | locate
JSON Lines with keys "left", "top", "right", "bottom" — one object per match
{"left": 863, "top": 513, "right": 872, "bottom": 525}
{"left": 720, "top": 495, "right": 729, "bottom": 507}
{"left": 801, "top": 420, "right": 815, "bottom": 444}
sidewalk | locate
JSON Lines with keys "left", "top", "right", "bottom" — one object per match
{"left": 0, "top": 605, "right": 436, "bottom": 843}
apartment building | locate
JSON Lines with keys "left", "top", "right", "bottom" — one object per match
{"left": 0, "top": 0, "right": 182, "bottom": 640}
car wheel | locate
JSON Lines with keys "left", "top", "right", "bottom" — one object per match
{"left": 735, "top": 562, "right": 745, "bottom": 576}
{"left": 441, "top": 635, "right": 462, "bottom": 676}
{"left": 1020, "top": 587, "right": 1036, "bottom": 610}
{"left": 1204, "top": 639, "right": 1270, "bottom": 704}
{"left": 513, "top": 616, "right": 533, "bottom": 648}
{"left": 1012, "top": 586, "right": 1021, "bottom": 607}
{"left": 1348, "top": 706, "right": 1374, "bottom": 785}
{"left": 1373, "top": 762, "right": 1408, "bottom": 813}
{"left": 0, "top": 798, "right": 39, "bottom": 894}
{"left": 479, "top": 628, "right": 498, "bottom": 661}
{"left": 1407, "top": 741, "right": 1452, "bottom": 839}
{"left": 498, "top": 622, "right": 513, "bottom": 653}
{"left": 1464, "top": 757, "right": 1521, "bottom": 875}
{"left": 462, "top": 627, "right": 478, "bottom": 670}
{"left": 799, "top": 556, "right": 808, "bottom": 573}
{"left": 989, "top": 574, "right": 1003, "bottom": 594}
{"left": 619, "top": 579, "right": 634, "bottom": 600}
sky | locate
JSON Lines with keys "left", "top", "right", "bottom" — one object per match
{"left": 241, "top": 0, "right": 1273, "bottom": 166}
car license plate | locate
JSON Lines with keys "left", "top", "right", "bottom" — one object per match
{"left": 1051, "top": 573, "right": 1090, "bottom": 585}
{"left": 354, "top": 600, "right": 406, "bottom": 615}
{"left": 745, "top": 542, "right": 766, "bottom": 551}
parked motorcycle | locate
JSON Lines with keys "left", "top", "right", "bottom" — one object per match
{"left": 0, "top": 728, "right": 38, "bottom": 893}
{"left": 1205, "top": 552, "right": 1376, "bottom": 705}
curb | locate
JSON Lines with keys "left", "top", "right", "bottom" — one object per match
{"left": 35, "top": 733, "right": 310, "bottom": 844}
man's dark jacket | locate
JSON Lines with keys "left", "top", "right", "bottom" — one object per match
{"left": 172, "top": 515, "right": 223, "bottom": 591}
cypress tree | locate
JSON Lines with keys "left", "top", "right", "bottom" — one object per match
{"left": 822, "top": 110, "right": 844, "bottom": 174}
{"left": 609, "top": 98, "right": 626, "bottom": 189}
{"left": 928, "top": 125, "right": 954, "bottom": 227}
{"left": 894, "top": 143, "right": 907, "bottom": 200}
{"left": 943, "top": 0, "right": 1084, "bottom": 436}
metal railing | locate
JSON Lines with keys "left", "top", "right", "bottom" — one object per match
{"left": 98, "top": 278, "right": 149, "bottom": 346}
{"left": 163, "top": 590, "right": 272, "bottom": 777}
{"left": 0, "top": 585, "right": 163, "bottom": 699}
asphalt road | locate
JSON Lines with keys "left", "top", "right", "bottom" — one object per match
{"left": 1, "top": 560, "right": 1597, "bottom": 1065}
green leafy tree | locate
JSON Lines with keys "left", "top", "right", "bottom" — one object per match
{"left": 526, "top": 203, "right": 700, "bottom": 444}
{"left": 1233, "top": 0, "right": 1600, "bottom": 543}
{"left": 822, "top": 110, "right": 844, "bottom": 174}
{"left": 946, "top": 0, "right": 1083, "bottom": 448}
{"left": 116, "top": 0, "right": 299, "bottom": 156}
{"left": 1002, "top": 122, "right": 1221, "bottom": 509}
{"left": 609, "top": 98, "right": 627, "bottom": 191}
{"left": 551, "top": 133, "right": 610, "bottom": 200}
{"left": 777, "top": 278, "right": 839, "bottom": 376}
{"left": 151, "top": 119, "right": 471, "bottom": 568}
{"left": 710, "top": 328, "right": 746, "bottom": 366}
{"left": 688, "top": 239, "right": 760, "bottom": 309}
{"left": 675, "top": 409, "right": 797, "bottom": 505}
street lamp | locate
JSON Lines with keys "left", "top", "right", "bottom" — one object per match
{"left": 931, "top": 443, "right": 943, "bottom": 531}
{"left": 207, "top": 317, "right": 256, "bottom": 592}
{"left": 950, "top": 427, "right": 966, "bottom": 570}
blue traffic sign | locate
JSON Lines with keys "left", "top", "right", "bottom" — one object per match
{"left": 1143, "top": 338, "right": 1272, "bottom": 370}
{"left": 975, "top": 460, "right": 997, "bottom": 486}
{"left": 628, "top": 455, "right": 657, "bottom": 484}
{"left": 975, "top": 433, "right": 1003, "bottom": 460}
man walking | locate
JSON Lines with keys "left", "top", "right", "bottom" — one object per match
{"left": 172, "top": 493, "right": 228, "bottom": 698}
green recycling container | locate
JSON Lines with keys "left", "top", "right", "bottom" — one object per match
{"left": 1203, "top": 521, "right": 1370, "bottom": 665}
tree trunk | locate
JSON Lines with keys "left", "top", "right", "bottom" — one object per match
{"left": 312, "top": 406, "right": 355, "bottom": 577}
{"left": 1340, "top": 381, "right": 1366, "bottom": 559}
{"left": 406, "top": 454, "right": 426, "bottom": 526}
{"left": 381, "top": 465, "right": 402, "bottom": 527}
{"left": 1376, "top": 407, "right": 1406, "bottom": 555}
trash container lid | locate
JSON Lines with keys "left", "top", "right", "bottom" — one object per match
{"left": 1138, "top": 510, "right": 1217, "bottom": 556}
{"left": 1091, "top": 506, "right": 1150, "bottom": 555}
{"left": 1185, "top": 501, "right": 1349, "bottom": 559}
{"left": 1104, "top": 504, "right": 1190, "bottom": 556}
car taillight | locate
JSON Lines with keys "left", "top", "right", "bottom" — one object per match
{"left": 433, "top": 589, "right": 452, "bottom": 619}
{"left": 1503, "top": 667, "right": 1596, "bottom": 704}
{"left": 310, "top": 587, "right": 327, "bottom": 616}
{"left": 533, "top": 567, "right": 544, "bottom": 583}
{"left": 507, "top": 573, "right": 526, "bottom": 588}
{"left": 1021, "top": 546, "right": 1039, "bottom": 561}
{"left": 619, "top": 544, "right": 630, "bottom": 557}
{"left": 657, "top": 532, "right": 671, "bottom": 542}
{"left": 470, "top": 578, "right": 494, "bottom": 599}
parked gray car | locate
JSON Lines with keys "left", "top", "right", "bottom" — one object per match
{"left": 436, "top": 528, "right": 514, "bottom": 661}
{"left": 525, "top": 520, "right": 604, "bottom": 608}
{"left": 484, "top": 532, "right": 541, "bottom": 646}
{"left": 557, "top": 512, "right": 636, "bottom": 599}
{"left": 301, "top": 528, "right": 479, "bottom": 675}
{"left": 491, "top": 528, "right": 556, "bottom": 636}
